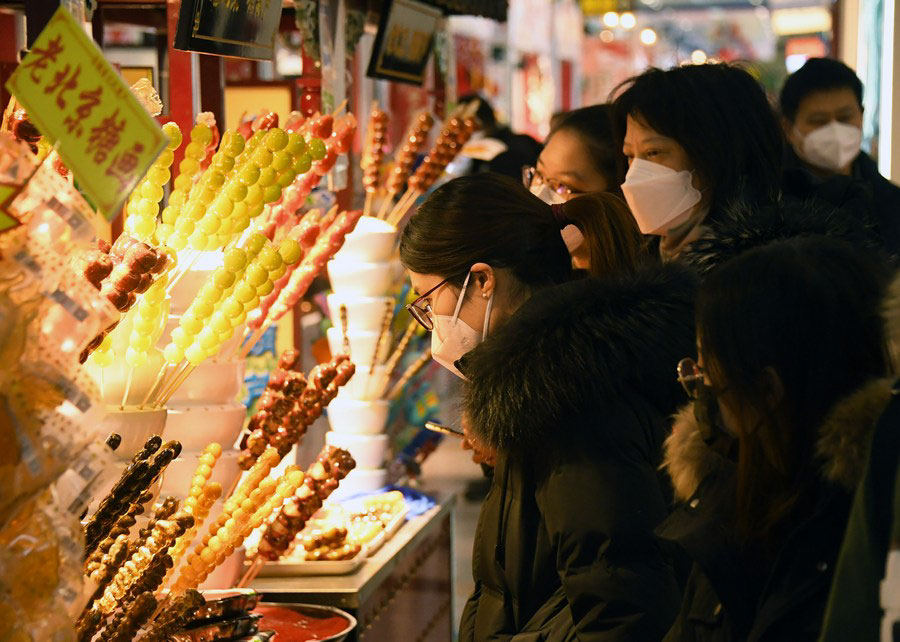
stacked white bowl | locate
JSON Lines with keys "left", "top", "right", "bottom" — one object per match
{"left": 324, "top": 217, "right": 398, "bottom": 498}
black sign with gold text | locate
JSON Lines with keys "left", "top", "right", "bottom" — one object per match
{"left": 367, "top": 0, "right": 443, "bottom": 86}
{"left": 174, "top": 0, "right": 283, "bottom": 60}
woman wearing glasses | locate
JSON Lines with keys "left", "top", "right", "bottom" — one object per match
{"left": 400, "top": 172, "right": 696, "bottom": 640}
{"left": 524, "top": 105, "right": 624, "bottom": 269}
{"left": 661, "top": 236, "right": 890, "bottom": 641}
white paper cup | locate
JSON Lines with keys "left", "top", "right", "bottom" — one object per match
{"left": 167, "top": 360, "right": 246, "bottom": 406}
{"left": 84, "top": 351, "right": 167, "bottom": 407}
{"left": 326, "top": 294, "right": 394, "bottom": 333}
{"left": 164, "top": 402, "right": 247, "bottom": 451}
{"left": 326, "top": 399, "right": 390, "bottom": 435}
{"left": 336, "top": 365, "right": 389, "bottom": 401}
{"left": 326, "top": 432, "right": 389, "bottom": 469}
{"left": 99, "top": 407, "right": 168, "bottom": 460}
{"left": 327, "top": 260, "right": 394, "bottom": 297}
{"left": 333, "top": 216, "right": 398, "bottom": 263}
{"left": 159, "top": 448, "right": 243, "bottom": 499}
{"left": 326, "top": 328, "right": 381, "bottom": 366}
{"left": 329, "top": 468, "right": 389, "bottom": 500}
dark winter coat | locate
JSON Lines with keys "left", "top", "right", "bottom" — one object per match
{"left": 680, "top": 195, "right": 886, "bottom": 278}
{"left": 782, "top": 148, "right": 900, "bottom": 255}
{"left": 658, "top": 378, "right": 890, "bottom": 642}
{"left": 458, "top": 263, "right": 698, "bottom": 641}
{"left": 819, "top": 273, "right": 900, "bottom": 642}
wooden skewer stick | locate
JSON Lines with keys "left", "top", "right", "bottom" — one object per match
{"left": 376, "top": 191, "right": 396, "bottom": 220}
{"left": 363, "top": 191, "right": 374, "bottom": 219}
{"left": 239, "top": 324, "right": 268, "bottom": 360}
{"left": 224, "top": 473, "right": 242, "bottom": 501}
{"left": 157, "top": 364, "right": 197, "bottom": 408}
{"left": 238, "top": 325, "right": 267, "bottom": 360}
{"left": 386, "top": 187, "right": 415, "bottom": 223}
{"left": 140, "top": 365, "right": 168, "bottom": 409}
{"left": 120, "top": 369, "right": 134, "bottom": 410}
{"left": 365, "top": 300, "right": 395, "bottom": 398}
{"left": 386, "top": 350, "right": 432, "bottom": 401}
{"left": 376, "top": 320, "right": 418, "bottom": 398}
{"left": 1, "top": 95, "right": 18, "bottom": 132}
{"left": 236, "top": 557, "right": 265, "bottom": 589}
{"left": 388, "top": 190, "right": 422, "bottom": 228}
{"left": 164, "top": 249, "right": 201, "bottom": 298}
{"left": 153, "top": 360, "right": 188, "bottom": 408}
{"left": 332, "top": 98, "right": 348, "bottom": 116}
{"left": 339, "top": 304, "right": 350, "bottom": 355}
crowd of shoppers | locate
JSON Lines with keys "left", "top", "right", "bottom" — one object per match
{"left": 400, "top": 58, "right": 900, "bottom": 640}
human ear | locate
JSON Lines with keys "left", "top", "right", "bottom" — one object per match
{"left": 469, "top": 262, "right": 495, "bottom": 298}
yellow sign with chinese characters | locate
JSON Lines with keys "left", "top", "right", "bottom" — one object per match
{"left": 5, "top": 6, "right": 166, "bottom": 221}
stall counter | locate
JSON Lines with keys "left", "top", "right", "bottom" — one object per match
{"left": 251, "top": 494, "right": 456, "bottom": 642}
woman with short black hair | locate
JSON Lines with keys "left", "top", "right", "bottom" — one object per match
{"left": 611, "top": 63, "right": 784, "bottom": 259}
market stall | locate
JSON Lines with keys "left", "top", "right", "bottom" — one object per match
{"left": 0, "top": 0, "right": 487, "bottom": 638}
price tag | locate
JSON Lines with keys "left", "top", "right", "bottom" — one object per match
{"left": 5, "top": 6, "right": 166, "bottom": 221}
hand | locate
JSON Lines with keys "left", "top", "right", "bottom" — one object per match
{"left": 461, "top": 414, "right": 497, "bottom": 468}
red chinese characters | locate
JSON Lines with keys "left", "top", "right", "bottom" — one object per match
{"left": 86, "top": 108, "right": 125, "bottom": 165}
{"left": 21, "top": 35, "right": 64, "bottom": 84}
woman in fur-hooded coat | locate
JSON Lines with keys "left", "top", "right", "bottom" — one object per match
{"left": 658, "top": 381, "right": 891, "bottom": 642}
{"left": 457, "top": 262, "right": 697, "bottom": 642}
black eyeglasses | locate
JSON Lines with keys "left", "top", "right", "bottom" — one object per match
{"left": 677, "top": 357, "right": 705, "bottom": 400}
{"left": 406, "top": 277, "right": 452, "bottom": 331}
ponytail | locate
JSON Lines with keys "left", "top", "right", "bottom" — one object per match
{"left": 398, "top": 176, "right": 646, "bottom": 291}
{"left": 554, "top": 192, "right": 648, "bottom": 277}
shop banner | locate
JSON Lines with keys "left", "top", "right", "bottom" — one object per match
{"left": 175, "top": 0, "right": 283, "bottom": 60}
{"left": 5, "top": 6, "right": 166, "bottom": 221}
{"left": 367, "top": 0, "right": 443, "bottom": 86}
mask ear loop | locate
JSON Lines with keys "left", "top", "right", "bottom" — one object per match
{"left": 482, "top": 293, "right": 494, "bottom": 337}
{"left": 450, "top": 272, "right": 472, "bottom": 326}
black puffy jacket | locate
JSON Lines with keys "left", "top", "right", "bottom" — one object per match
{"left": 458, "top": 263, "right": 698, "bottom": 641}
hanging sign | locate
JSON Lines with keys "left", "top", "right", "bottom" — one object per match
{"left": 174, "top": 0, "right": 284, "bottom": 60}
{"left": 367, "top": 0, "right": 443, "bottom": 86}
{"left": 5, "top": 6, "right": 166, "bottom": 221}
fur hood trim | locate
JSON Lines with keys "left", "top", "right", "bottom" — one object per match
{"left": 684, "top": 196, "right": 882, "bottom": 277}
{"left": 663, "top": 378, "right": 893, "bottom": 501}
{"left": 462, "top": 263, "right": 698, "bottom": 454}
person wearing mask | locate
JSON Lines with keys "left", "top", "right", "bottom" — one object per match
{"left": 610, "top": 64, "right": 784, "bottom": 259}
{"left": 780, "top": 57, "right": 900, "bottom": 253}
{"left": 660, "top": 236, "right": 891, "bottom": 641}
{"left": 399, "top": 173, "right": 692, "bottom": 640}
{"left": 525, "top": 104, "right": 624, "bottom": 268}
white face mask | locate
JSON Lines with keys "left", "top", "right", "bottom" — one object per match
{"left": 796, "top": 121, "right": 862, "bottom": 172}
{"left": 529, "top": 183, "right": 585, "bottom": 253}
{"left": 431, "top": 272, "right": 492, "bottom": 379}
{"left": 621, "top": 158, "right": 702, "bottom": 235}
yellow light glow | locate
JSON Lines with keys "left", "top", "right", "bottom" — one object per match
{"left": 691, "top": 49, "right": 708, "bottom": 64}
{"left": 640, "top": 28, "right": 657, "bottom": 45}
{"left": 620, "top": 12, "right": 636, "bottom": 29}
{"left": 771, "top": 7, "right": 832, "bottom": 36}
{"left": 603, "top": 11, "right": 619, "bottom": 27}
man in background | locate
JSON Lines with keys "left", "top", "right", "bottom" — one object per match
{"left": 780, "top": 57, "right": 900, "bottom": 253}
